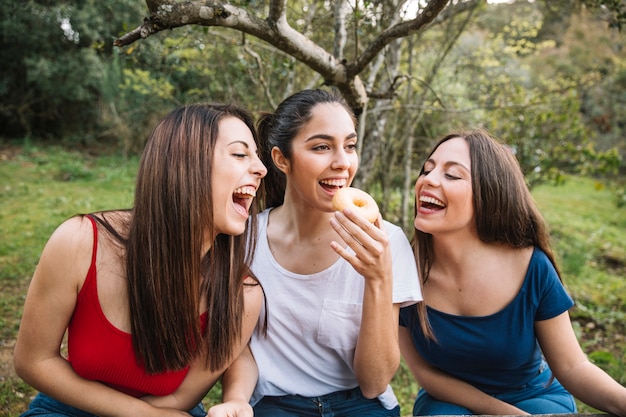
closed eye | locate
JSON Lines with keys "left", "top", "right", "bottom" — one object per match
{"left": 312, "top": 144, "right": 331, "bottom": 151}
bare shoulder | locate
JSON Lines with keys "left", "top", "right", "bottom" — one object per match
{"left": 494, "top": 244, "right": 534, "bottom": 267}
{"left": 516, "top": 245, "right": 535, "bottom": 268}
{"left": 34, "top": 215, "right": 97, "bottom": 290}
{"left": 45, "top": 215, "right": 95, "bottom": 256}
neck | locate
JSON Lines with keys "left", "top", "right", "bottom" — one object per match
{"left": 272, "top": 199, "right": 335, "bottom": 243}
{"left": 430, "top": 231, "right": 486, "bottom": 278}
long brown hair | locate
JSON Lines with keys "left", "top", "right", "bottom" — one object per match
{"left": 413, "top": 128, "right": 560, "bottom": 338}
{"left": 98, "top": 103, "right": 261, "bottom": 373}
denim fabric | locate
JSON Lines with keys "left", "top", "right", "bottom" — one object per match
{"left": 20, "top": 392, "right": 206, "bottom": 417}
{"left": 253, "top": 386, "right": 400, "bottom": 417}
{"left": 412, "top": 361, "right": 577, "bottom": 416}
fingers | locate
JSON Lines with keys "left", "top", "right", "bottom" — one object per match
{"left": 333, "top": 207, "right": 383, "bottom": 240}
{"left": 329, "top": 209, "right": 389, "bottom": 271}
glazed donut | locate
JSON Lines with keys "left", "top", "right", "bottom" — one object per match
{"left": 332, "top": 187, "right": 379, "bottom": 223}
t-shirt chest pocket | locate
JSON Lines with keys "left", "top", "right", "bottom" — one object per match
{"left": 317, "top": 298, "right": 362, "bottom": 350}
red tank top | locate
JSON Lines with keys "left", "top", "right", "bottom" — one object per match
{"left": 67, "top": 215, "right": 205, "bottom": 397}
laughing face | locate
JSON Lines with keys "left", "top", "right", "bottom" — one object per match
{"left": 278, "top": 102, "right": 358, "bottom": 212}
{"left": 414, "top": 137, "right": 474, "bottom": 236}
{"left": 211, "top": 116, "right": 267, "bottom": 237}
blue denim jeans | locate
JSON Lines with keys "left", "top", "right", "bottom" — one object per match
{"left": 253, "top": 386, "right": 400, "bottom": 417}
{"left": 412, "top": 361, "right": 577, "bottom": 416}
{"left": 20, "top": 392, "right": 206, "bottom": 417}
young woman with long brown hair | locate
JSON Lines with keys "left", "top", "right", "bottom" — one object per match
{"left": 14, "top": 103, "right": 267, "bottom": 417}
{"left": 399, "top": 128, "right": 626, "bottom": 416}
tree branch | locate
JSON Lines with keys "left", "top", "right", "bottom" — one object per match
{"left": 267, "top": 0, "right": 285, "bottom": 24}
{"left": 114, "top": 1, "right": 349, "bottom": 101}
{"left": 115, "top": 2, "right": 273, "bottom": 47}
{"left": 348, "top": 0, "right": 451, "bottom": 76}
{"left": 114, "top": 0, "right": 452, "bottom": 115}
{"left": 146, "top": 0, "right": 165, "bottom": 13}
{"left": 114, "top": 2, "right": 337, "bottom": 80}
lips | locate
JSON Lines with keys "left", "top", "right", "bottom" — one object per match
{"left": 419, "top": 194, "right": 445, "bottom": 210}
{"left": 319, "top": 178, "right": 347, "bottom": 192}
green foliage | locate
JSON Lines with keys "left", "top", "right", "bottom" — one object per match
{"left": 579, "top": 0, "right": 626, "bottom": 31}
{"left": 389, "top": 2, "right": 625, "bottom": 196}
{"left": 113, "top": 65, "right": 176, "bottom": 153}
{"left": 0, "top": 0, "right": 147, "bottom": 141}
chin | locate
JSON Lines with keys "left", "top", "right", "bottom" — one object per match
{"left": 414, "top": 221, "right": 431, "bottom": 234}
{"left": 226, "top": 223, "right": 247, "bottom": 236}
{"left": 215, "top": 220, "right": 247, "bottom": 237}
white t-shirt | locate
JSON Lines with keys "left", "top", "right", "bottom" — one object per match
{"left": 249, "top": 209, "right": 422, "bottom": 409}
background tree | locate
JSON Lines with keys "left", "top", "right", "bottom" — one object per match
{"left": 1, "top": 0, "right": 623, "bottom": 219}
{"left": 113, "top": 0, "right": 452, "bottom": 115}
{"left": 0, "top": 0, "right": 147, "bottom": 142}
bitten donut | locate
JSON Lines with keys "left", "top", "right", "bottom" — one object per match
{"left": 332, "top": 187, "right": 379, "bottom": 223}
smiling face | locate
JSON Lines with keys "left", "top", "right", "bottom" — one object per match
{"left": 274, "top": 102, "right": 358, "bottom": 212}
{"left": 211, "top": 116, "right": 267, "bottom": 237}
{"left": 414, "top": 137, "right": 475, "bottom": 236}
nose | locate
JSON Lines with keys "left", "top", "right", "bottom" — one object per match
{"left": 331, "top": 148, "right": 351, "bottom": 170}
{"left": 253, "top": 155, "right": 268, "bottom": 178}
{"left": 421, "top": 170, "right": 440, "bottom": 187}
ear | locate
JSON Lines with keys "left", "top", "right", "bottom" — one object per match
{"left": 271, "top": 146, "right": 290, "bottom": 175}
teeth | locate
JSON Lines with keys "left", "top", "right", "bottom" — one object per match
{"left": 420, "top": 195, "right": 445, "bottom": 207}
{"left": 320, "top": 179, "right": 347, "bottom": 187}
{"left": 234, "top": 186, "right": 256, "bottom": 197}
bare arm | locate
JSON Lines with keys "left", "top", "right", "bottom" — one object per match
{"left": 330, "top": 210, "right": 399, "bottom": 398}
{"left": 398, "top": 326, "right": 528, "bottom": 415}
{"left": 537, "top": 311, "right": 626, "bottom": 417}
{"left": 206, "top": 346, "right": 258, "bottom": 417}
{"left": 13, "top": 217, "right": 186, "bottom": 417}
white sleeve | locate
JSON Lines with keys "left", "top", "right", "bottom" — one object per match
{"left": 384, "top": 221, "right": 422, "bottom": 307}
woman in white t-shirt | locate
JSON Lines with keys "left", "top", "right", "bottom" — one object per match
{"left": 227, "top": 88, "right": 426, "bottom": 417}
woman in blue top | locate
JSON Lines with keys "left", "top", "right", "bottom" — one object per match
{"left": 399, "top": 128, "right": 626, "bottom": 416}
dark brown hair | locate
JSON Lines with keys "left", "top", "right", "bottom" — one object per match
{"left": 256, "top": 88, "right": 356, "bottom": 209}
{"left": 412, "top": 128, "right": 560, "bottom": 338}
{"left": 96, "top": 103, "right": 261, "bottom": 373}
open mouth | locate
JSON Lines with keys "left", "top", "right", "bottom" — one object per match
{"left": 419, "top": 195, "right": 445, "bottom": 210}
{"left": 319, "top": 179, "right": 347, "bottom": 192}
{"left": 233, "top": 186, "right": 257, "bottom": 213}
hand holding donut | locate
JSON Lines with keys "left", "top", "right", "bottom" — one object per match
{"left": 332, "top": 187, "right": 379, "bottom": 223}
{"left": 329, "top": 187, "right": 391, "bottom": 283}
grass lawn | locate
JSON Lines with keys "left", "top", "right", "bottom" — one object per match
{"left": 1, "top": 144, "right": 624, "bottom": 416}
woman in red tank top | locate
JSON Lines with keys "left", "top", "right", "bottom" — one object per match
{"left": 14, "top": 103, "right": 267, "bottom": 417}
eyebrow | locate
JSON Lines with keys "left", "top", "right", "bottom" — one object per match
{"left": 425, "top": 159, "right": 470, "bottom": 172}
{"left": 228, "top": 140, "right": 250, "bottom": 148}
{"left": 304, "top": 132, "right": 357, "bottom": 142}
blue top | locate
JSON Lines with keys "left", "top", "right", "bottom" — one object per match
{"left": 399, "top": 247, "right": 574, "bottom": 395}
